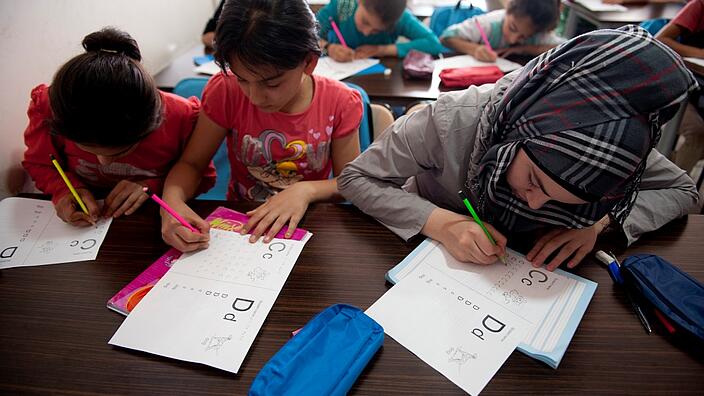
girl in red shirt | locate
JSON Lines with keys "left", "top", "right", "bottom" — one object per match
{"left": 22, "top": 28, "right": 215, "bottom": 226}
{"left": 161, "top": 0, "right": 363, "bottom": 252}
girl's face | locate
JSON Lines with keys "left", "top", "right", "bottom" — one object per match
{"left": 502, "top": 13, "right": 536, "bottom": 45}
{"left": 76, "top": 142, "right": 139, "bottom": 165}
{"left": 230, "top": 56, "right": 317, "bottom": 113}
{"left": 505, "top": 148, "right": 588, "bottom": 209}
{"left": 354, "top": 4, "right": 387, "bottom": 36}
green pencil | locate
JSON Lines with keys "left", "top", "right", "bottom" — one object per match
{"left": 458, "top": 190, "right": 507, "bottom": 265}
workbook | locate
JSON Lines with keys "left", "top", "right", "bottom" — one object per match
{"left": 0, "top": 197, "right": 112, "bottom": 269}
{"left": 384, "top": 238, "right": 597, "bottom": 369}
{"left": 107, "top": 206, "right": 308, "bottom": 315}
{"left": 109, "top": 227, "right": 312, "bottom": 373}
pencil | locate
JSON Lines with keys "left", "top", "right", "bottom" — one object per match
{"left": 458, "top": 190, "right": 507, "bottom": 265}
{"left": 329, "top": 17, "right": 348, "bottom": 48}
{"left": 142, "top": 187, "right": 199, "bottom": 233}
{"left": 49, "top": 154, "right": 91, "bottom": 217}
{"left": 474, "top": 19, "right": 494, "bottom": 53}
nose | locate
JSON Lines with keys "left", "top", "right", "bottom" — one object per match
{"left": 96, "top": 155, "right": 115, "bottom": 165}
{"left": 525, "top": 190, "right": 549, "bottom": 210}
{"left": 249, "top": 87, "right": 267, "bottom": 108}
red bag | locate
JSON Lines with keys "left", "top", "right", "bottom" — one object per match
{"left": 439, "top": 65, "right": 504, "bottom": 88}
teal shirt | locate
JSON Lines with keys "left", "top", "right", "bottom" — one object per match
{"left": 316, "top": 0, "right": 444, "bottom": 57}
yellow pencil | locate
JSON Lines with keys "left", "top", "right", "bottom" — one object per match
{"left": 50, "top": 154, "right": 90, "bottom": 216}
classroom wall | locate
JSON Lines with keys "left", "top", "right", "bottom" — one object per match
{"left": 0, "top": 0, "right": 218, "bottom": 200}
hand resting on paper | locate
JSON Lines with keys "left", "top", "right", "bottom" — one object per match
{"left": 54, "top": 187, "right": 99, "bottom": 227}
{"left": 241, "top": 183, "right": 311, "bottom": 244}
{"left": 103, "top": 180, "right": 149, "bottom": 218}
{"left": 526, "top": 217, "right": 609, "bottom": 271}
{"left": 422, "top": 208, "right": 507, "bottom": 265}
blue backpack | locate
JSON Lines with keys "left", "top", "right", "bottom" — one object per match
{"left": 429, "top": 1, "right": 485, "bottom": 37}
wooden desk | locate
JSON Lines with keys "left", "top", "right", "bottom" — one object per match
{"left": 684, "top": 58, "right": 704, "bottom": 78}
{"left": 562, "top": 0, "right": 682, "bottom": 38}
{"left": 1, "top": 199, "right": 703, "bottom": 394}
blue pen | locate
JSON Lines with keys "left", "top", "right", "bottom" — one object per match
{"left": 595, "top": 250, "right": 652, "bottom": 334}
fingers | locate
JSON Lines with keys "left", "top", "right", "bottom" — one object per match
{"left": 68, "top": 210, "right": 94, "bottom": 227}
{"left": 529, "top": 231, "right": 569, "bottom": 268}
{"left": 485, "top": 223, "right": 508, "bottom": 257}
{"left": 566, "top": 246, "right": 591, "bottom": 269}
{"left": 264, "top": 216, "right": 289, "bottom": 243}
{"left": 113, "top": 188, "right": 148, "bottom": 218}
{"left": 545, "top": 242, "right": 579, "bottom": 272}
{"left": 78, "top": 189, "right": 100, "bottom": 223}
{"left": 527, "top": 229, "right": 561, "bottom": 262}
{"left": 104, "top": 181, "right": 131, "bottom": 218}
{"left": 160, "top": 205, "right": 210, "bottom": 252}
{"left": 285, "top": 214, "right": 302, "bottom": 239}
{"left": 249, "top": 211, "right": 277, "bottom": 243}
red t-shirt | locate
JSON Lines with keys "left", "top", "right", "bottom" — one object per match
{"left": 22, "top": 84, "right": 216, "bottom": 203}
{"left": 202, "top": 72, "right": 363, "bottom": 201}
{"left": 673, "top": 0, "right": 704, "bottom": 34}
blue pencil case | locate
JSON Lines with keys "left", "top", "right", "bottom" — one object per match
{"left": 622, "top": 254, "right": 704, "bottom": 340}
{"left": 249, "top": 304, "right": 384, "bottom": 396}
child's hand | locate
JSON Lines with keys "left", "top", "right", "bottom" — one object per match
{"left": 54, "top": 188, "right": 99, "bottom": 227}
{"left": 496, "top": 47, "right": 521, "bottom": 58}
{"left": 328, "top": 44, "right": 356, "bottom": 62}
{"left": 241, "top": 183, "right": 313, "bottom": 243}
{"left": 526, "top": 226, "right": 599, "bottom": 271}
{"left": 103, "top": 180, "right": 149, "bottom": 218}
{"left": 354, "top": 45, "right": 381, "bottom": 59}
{"left": 160, "top": 201, "right": 210, "bottom": 252}
{"left": 438, "top": 215, "right": 507, "bottom": 264}
{"left": 474, "top": 45, "right": 497, "bottom": 62}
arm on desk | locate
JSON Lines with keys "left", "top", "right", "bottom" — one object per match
{"left": 621, "top": 150, "right": 700, "bottom": 245}
{"left": 656, "top": 23, "right": 704, "bottom": 59}
{"left": 395, "top": 10, "right": 445, "bottom": 57}
{"left": 338, "top": 102, "right": 447, "bottom": 241}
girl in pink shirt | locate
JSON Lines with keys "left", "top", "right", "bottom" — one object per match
{"left": 161, "top": 0, "right": 363, "bottom": 252}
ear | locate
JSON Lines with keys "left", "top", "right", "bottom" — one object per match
{"left": 303, "top": 54, "right": 319, "bottom": 75}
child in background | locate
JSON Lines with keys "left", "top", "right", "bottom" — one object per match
{"left": 22, "top": 28, "right": 215, "bottom": 227}
{"left": 317, "top": 0, "right": 444, "bottom": 62}
{"left": 656, "top": 0, "right": 704, "bottom": 174}
{"left": 161, "top": 0, "right": 363, "bottom": 252}
{"left": 441, "top": 0, "right": 563, "bottom": 62}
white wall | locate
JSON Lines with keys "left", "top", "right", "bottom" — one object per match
{"left": 0, "top": 0, "right": 218, "bottom": 199}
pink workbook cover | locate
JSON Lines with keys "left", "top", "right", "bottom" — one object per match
{"left": 107, "top": 206, "right": 308, "bottom": 316}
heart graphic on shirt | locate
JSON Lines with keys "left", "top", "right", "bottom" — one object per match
{"left": 299, "top": 161, "right": 308, "bottom": 169}
{"left": 328, "top": 115, "right": 334, "bottom": 121}
{"left": 308, "top": 128, "right": 314, "bottom": 135}
{"left": 313, "top": 132, "right": 321, "bottom": 140}
{"left": 325, "top": 126, "right": 333, "bottom": 136}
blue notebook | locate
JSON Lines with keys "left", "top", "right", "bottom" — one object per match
{"left": 386, "top": 238, "right": 598, "bottom": 369}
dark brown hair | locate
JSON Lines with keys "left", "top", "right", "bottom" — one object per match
{"left": 214, "top": 0, "right": 321, "bottom": 75}
{"left": 360, "top": 0, "right": 407, "bottom": 28}
{"left": 507, "top": 0, "right": 561, "bottom": 32}
{"left": 49, "top": 27, "right": 162, "bottom": 147}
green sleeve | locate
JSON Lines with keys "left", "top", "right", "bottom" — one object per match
{"left": 395, "top": 10, "right": 444, "bottom": 57}
{"left": 316, "top": 0, "right": 338, "bottom": 40}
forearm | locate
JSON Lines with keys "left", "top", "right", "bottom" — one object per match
{"left": 442, "top": 37, "right": 481, "bottom": 55}
{"left": 397, "top": 38, "right": 444, "bottom": 57}
{"left": 421, "top": 207, "right": 461, "bottom": 242}
{"left": 297, "top": 178, "right": 343, "bottom": 203}
{"left": 658, "top": 38, "right": 704, "bottom": 58}
{"left": 162, "top": 161, "right": 205, "bottom": 204}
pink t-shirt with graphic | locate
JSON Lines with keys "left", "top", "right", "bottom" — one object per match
{"left": 202, "top": 72, "right": 363, "bottom": 201}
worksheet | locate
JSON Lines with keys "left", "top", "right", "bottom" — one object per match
{"left": 384, "top": 239, "right": 597, "bottom": 370}
{"left": 433, "top": 54, "right": 523, "bottom": 73}
{"left": 313, "top": 56, "right": 381, "bottom": 80}
{"left": 0, "top": 197, "right": 112, "bottom": 269}
{"left": 367, "top": 262, "right": 529, "bottom": 395}
{"left": 575, "top": 0, "right": 627, "bottom": 12}
{"left": 109, "top": 228, "right": 312, "bottom": 373}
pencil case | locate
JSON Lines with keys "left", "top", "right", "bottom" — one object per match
{"left": 439, "top": 65, "right": 503, "bottom": 88}
{"left": 249, "top": 304, "right": 384, "bottom": 396}
{"left": 621, "top": 254, "right": 704, "bottom": 341}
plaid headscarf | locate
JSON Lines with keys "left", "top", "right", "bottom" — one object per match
{"left": 465, "top": 25, "right": 698, "bottom": 233}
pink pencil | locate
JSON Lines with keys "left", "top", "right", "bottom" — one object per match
{"left": 329, "top": 17, "right": 348, "bottom": 48}
{"left": 475, "top": 19, "right": 494, "bottom": 53}
{"left": 143, "top": 187, "right": 199, "bottom": 233}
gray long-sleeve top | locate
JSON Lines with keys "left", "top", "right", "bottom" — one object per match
{"left": 338, "top": 84, "right": 701, "bottom": 246}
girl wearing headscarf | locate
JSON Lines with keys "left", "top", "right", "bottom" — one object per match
{"left": 338, "top": 26, "right": 700, "bottom": 271}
